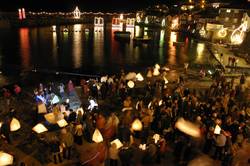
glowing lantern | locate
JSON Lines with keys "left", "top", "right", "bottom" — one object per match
{"left": 163, "top": 77, "right": 168, "bottom": 84}
{"left": 136, "top": 73, "right": 144, "bottom": 81}
{"left": 132, "top": 119, "right": 142, "bottom": 131}
{"left": 111, "top": 139, "right": 123, "bottom": 149}
{"left": 148, "top": 102, "right": 152, "bottom": 109}
{"left": 214, "top": 125, "right": 221, "bottom": 134}
{"left": 139, "top": 144, "right": 146, "bottom": 150}
{"left": 217, "top": 28, "right": 227, "bottom": 38}
{"left": 10, "top": 118, "right": 21, "bottom": 132}
{"left": 146, "top": 70, "right": 152, "bottom": 78}
{"left": 101, "top": 76, "right": 108, "bottom": 83}
{"left": 158, "top": 100, "right": 163, "bottom": 106}
{"left": 32, "top": 123, "right": 48, "bottom": 134}
{"left": 155, "top": 64, "right": 161, "bottom": 70}
{"left": 127, "top": 80, "right": 135, "bottom": 88}
{"left": 57, "top": 119, "right": 68, "bottom": 128}
{"left": 153, "top": 134, "right": 160, "bottom": 143}
{"left": 66, "top": 98, "right": 70, "bottom": 103}
{"left": 92, "top": 128, "right": 103, "bottom": 143}
{"left": 88, "top": 99, "right": 98, "bottom": 110}
{"left": 175, "top": 118, "right": 201, "bottom": 138}
{"left": 0, "top": 151, "right": 14, "bottom": 166}
{"left": 153, "top": 68, "right": 160, "bottom": 76}
{"left": 0, "top": 122, "right": 2, "bottom": 128}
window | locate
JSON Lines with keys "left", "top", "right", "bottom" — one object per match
{"left": 226, "top": 9, "right": 231, "bottom": 13}
{"left": 225, "top": 17, "right": 229, "bottom": 22}
{"left": 234, "top": 10, "right": 239, "bottom": 14}
{"left": 233, "top": 18, "right": 238, "bottom": 23}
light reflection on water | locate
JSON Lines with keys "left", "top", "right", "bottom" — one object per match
{"left": 0, "top": 24, "right": 215, "bottom": 75}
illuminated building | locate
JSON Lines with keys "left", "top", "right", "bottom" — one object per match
{"left": 73, "top": 6, "right": 81, "bottom": 19}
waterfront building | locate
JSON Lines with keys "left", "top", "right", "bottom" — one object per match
{"left": 197, "top": 3, "right": 250, "bottom": 45}
{"left": 134, "top": 4, "right": 169, "bottom": 39}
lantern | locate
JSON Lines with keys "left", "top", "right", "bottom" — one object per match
{"left": 111, "top": 139, "right": 123, "bottom": 149}
{"left": 0, "top": 151, "right": 14, "bottom": 166}
{"left": 136, "top": 73, "right": 144, "bottom": 81}
{"left": 163, "top": 77, "right": 168, "bottom": 84}
{"left": 153, "top": 68, "right": 160, "bottom": 76}
{"left": 44, "top": 112, "right": 56, "bottom": 124}
{"left": 32, "top": 123, "right": 48, "bottom": 134}
{"left": 10, "top": 118, "right": 21, "bottom": 132}
{"left": 66, "top": 98, "right": 70, "bottom": 103}
{"left": 155, "top": 64, "right": 160, "bottom": 70}
{"left": 153, "top": 134, "right": 160, "bottom": 143}
{"left": 0, "top": 122, "right": 2, "bottom": 128}
{"left": 132, "top": 119, "right": 142, "bottom": 131}
{"left": 127, "top": 81, "right": 135, "bottom": 88}
{"left": 158, "top": 100, "right": 163, "bottom": 106}
{"left": 139, "top": 144, "right": 146, "bottom": 150}
{"left": 92, "top": 129, "right": 103, "bottom": 143}
{"left": 57, "top": 119, "right": 68, "bottom": 128}
{"left": 214, "top": 125, "right": 221, "bottom": 134}
{"left": 175, "top": 118, "right": 201, "bottom": 138}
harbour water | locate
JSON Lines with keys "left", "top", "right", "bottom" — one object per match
{"left": 0, "top": 24, "right": 219, "bottom": 85}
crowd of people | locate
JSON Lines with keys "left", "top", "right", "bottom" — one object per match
{"left": 0, "top": 66, "right": 249, "bottom": 166}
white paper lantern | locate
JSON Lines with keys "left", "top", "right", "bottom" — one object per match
{"left": 10, "top": 118, "right": 21, "bottom": 132}
{"left": 163, "top": 77, "right": 168, "bottom": 84}
{"left": 153, "top": 68, "right": 160, "bottom": 76}
{"left": 57, "top": 119, "right": 68, "bottom": 128}
{"left": 153, "top": 134, "right": 160, "bottom": 143}
{"left": 100, "top": 76, "right": 108, "bottom": 83}
{"left": 127, "top": 81, "right": 135, "bottom": 88}
{"left": 136, "top": 73, "right": 144, "bottom": 81}
{"left": 132, "top": 119, "right": 142, "bottom": 131}
{"left": 38, "top": 103, "right": 47, "bottom": 114}
{"left": 214, "top": 125, "right": 221, "bottom": 135}
{"left": 155, "top": 64, "right": 161, "bottom": 70}
{"left": 139, "top": 144, "right": 146, "bottom": 150}
{"left": 175, "top": 118, "right": 201, "bottom": 138}
{"left": 111, "top": 139, "right": 123, "bottom": 149}
{"left": 0, "top": 151, "right": 14, "bottom": 166}
{"left": 92, "top": 128, "right": 103, "bottom": 143}
{"left": 158, "top": 100, "right": 163, "bottom": 106}
{"left": 32, "top": 123, "right": 48, "bottom": 134}
{"left": 146, "top": 70, "right": 152, "bottom": 78}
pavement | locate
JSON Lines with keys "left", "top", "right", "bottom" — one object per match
{"left": 209, "top": 43, "right": 250, "bottom": 73}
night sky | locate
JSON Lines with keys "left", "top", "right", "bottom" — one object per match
{"left": 0, "top": 0, "right": 173, "bottom": 12}
{"left": 0, "top": 0, "right": 248, "bottom": 12}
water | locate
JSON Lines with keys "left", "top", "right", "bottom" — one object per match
{"left": 0, "top": 24, "right": 218, "bottom": 85}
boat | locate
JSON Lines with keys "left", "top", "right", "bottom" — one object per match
{"left": 133, "top": 36, "right": 152, "bottom": 44}
{"left": 114, "top": 31, "right": 131, "bottom": 39}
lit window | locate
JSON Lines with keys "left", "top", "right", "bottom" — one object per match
{"left": 225, "top": 17, "right": 229, "bottom": 22}
{"left": 226, "top": 9, "right": 231, "bottom": 13}
{"left": 234, "top": 10, "right": 239, "bottom": 14}
{"left": 233, "top": 18, "right": 238, "bottom": 23}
